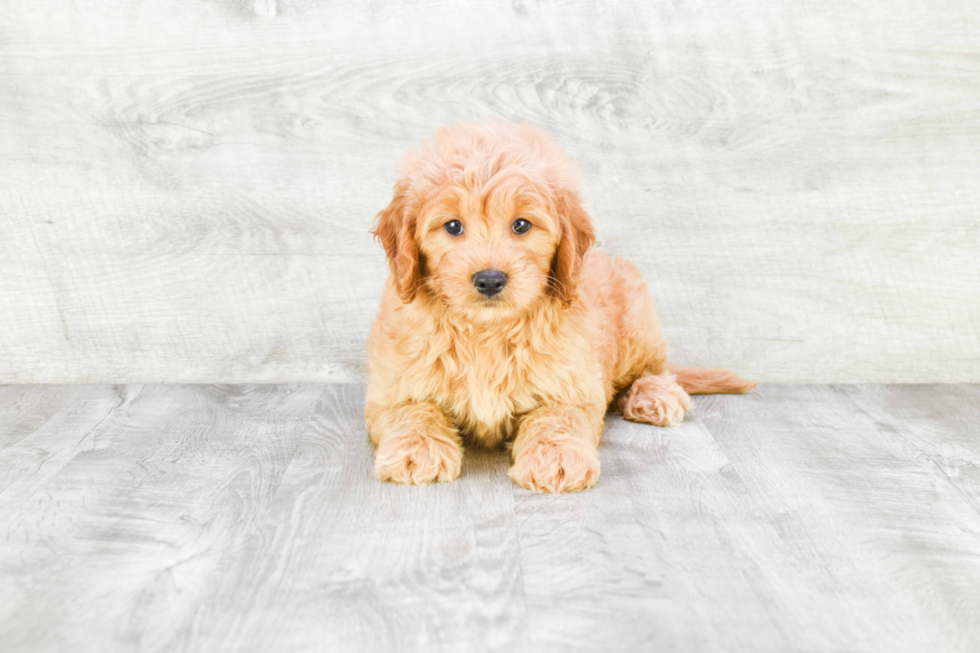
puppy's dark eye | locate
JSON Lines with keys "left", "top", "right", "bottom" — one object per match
{"left": 512, "top": 218, "right": 532, "bottom": 235}
{"left": 444, "top": 220, "right": 463, "bottom": 236}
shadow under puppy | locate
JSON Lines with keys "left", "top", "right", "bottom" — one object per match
{"left": 367, "top": 121, "right": 754, "bottom": 493}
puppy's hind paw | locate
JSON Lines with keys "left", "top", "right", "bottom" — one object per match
{"left": 374, "top": 430, "right": 463, "bottom": 485}
{"left": 618, "top": 372, "right": 692, "bottom": 427}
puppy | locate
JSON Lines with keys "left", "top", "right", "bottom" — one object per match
{"left": 366, "top": 121, "right": 754, "bottom": 493}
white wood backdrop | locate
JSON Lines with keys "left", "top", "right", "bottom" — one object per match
{"left": 2, "top": 0, "right": 978, "bottom": 384}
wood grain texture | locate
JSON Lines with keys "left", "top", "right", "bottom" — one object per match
{"left": 1, "top": 383, "right": 979, "bottom": 652}
{"left": 1, "top": 0, "right": 979, "bottom": 383}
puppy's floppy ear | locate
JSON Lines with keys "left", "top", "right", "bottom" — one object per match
{"left": 550, "top": 189, "right": 596, "bottom": 305}
{"left": 372, "top": 182, "right": 424, "bottom": 302}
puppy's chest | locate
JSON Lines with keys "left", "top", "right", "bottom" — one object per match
{"left": 431, "top": 342, "right": 565, "bottom": 443}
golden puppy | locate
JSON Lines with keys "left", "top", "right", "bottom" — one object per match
{"left": 367, "top": 121, "right": 754, "bottom": 493}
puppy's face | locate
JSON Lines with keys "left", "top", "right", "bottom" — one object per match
{"left": 373, "top": 124, "right": 595, "bottom": 322}
{"left": 416, "top": 176, "right": 558, "bottom": 321}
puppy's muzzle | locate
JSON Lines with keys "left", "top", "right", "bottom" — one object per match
{"left": 472, "top": 270, "right": 508, "bottom": 297}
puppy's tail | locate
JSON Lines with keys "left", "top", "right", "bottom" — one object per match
{"left": 666, "top": 364, "right": 757, "bottom": 395}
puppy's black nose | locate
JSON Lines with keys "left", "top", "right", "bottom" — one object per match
{"left": 472, "top": 270, "right": 508, "bottom": 297}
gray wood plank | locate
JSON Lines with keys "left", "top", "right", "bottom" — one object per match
{"left": 0, "top": 385, "right": 127, "bottom": 490}
{"left": 2, "top": 1, "right": 980, "bottom": 384}
{"left": 0, "top": 385, "right": 98, "bottom": 450}
{"left": 512, "top": 385, "right": 980, "bottom": 652}
{"left": 0, "top": 385, "right": 526, "bottom": 653}
{"left": 2, "top": 384, "right": 979, "bottom": 652}
{"left": 838, "top": 384, "right": 980, "bottom": 518}
{"left": 1, "top": 384, "right": 325, "bottom": 653}
{"left": 690, "top": 385, "right": 980, "bottom": 652}
{"left": 170, "top": 385, "right": 526, "bottom": 653}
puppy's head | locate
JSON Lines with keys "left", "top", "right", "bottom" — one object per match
{"left": 372, "top": 122, "right": 594, "bottom": 322}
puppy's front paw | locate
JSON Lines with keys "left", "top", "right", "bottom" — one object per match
{"left": 374, "top": 430, "right": 463, "bottom": 485}
{"left": 619, "top": 373, "right": 692, "bottom": 427}
{"left": 509, "top": 436, "right": 599, "bottom": 493}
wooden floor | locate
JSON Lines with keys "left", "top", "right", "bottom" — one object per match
{"left": 1, "top": 384, "right": 978, "bottom": 652}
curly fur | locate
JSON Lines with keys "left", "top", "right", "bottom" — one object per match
{"left": 366, "top": 121, "right": 755, "bottom": 492}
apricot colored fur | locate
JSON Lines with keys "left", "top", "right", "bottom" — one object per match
{"left": 366, "top": 121, "right": 754, "bottom": 493}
